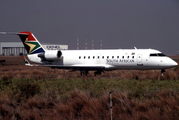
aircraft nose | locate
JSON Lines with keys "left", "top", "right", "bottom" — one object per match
{"left": 169, "top": 60, "right": 178, "bottom": 67}
{"left": 163, "top": 58, "right": 178, "bottom": 68}
{"left": 173, "top": 61, "right": 178, "bottom": 66}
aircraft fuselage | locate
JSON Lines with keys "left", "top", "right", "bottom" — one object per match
{"left": 27, "top": 49, "right": 177, "bottom": 71}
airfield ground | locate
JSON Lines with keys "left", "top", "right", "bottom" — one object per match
{"left": 0, "top": 56, "right": 179, "bottom": 119}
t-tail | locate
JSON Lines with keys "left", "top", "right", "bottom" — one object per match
{"left": 17, "top": 31, "right": 45, "bottom": 54}
{"left": 17, "top": 31, "right": 48, "bottom": 64}
{"left": 0, "top": 31, "right": 46, "bottom": 63}
{"left": 17, "top": 31, "right": 62, "bottom": 64}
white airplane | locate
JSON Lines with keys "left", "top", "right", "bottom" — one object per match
{"left": 1, "top": 31, "right": 178, "bottom": 76}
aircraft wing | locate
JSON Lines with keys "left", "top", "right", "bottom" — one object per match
{"left": 22, "top": 56, "right": 113, "bottom": 71}
{"left": 49, "top": 64, "right": 106, "bottom": 71}
{"left": 24, "top": 63, "right": 107, "bottom": 71}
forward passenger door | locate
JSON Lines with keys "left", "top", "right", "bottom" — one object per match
{"left": 137, "top": 54, "right": 143, "bottom": 66}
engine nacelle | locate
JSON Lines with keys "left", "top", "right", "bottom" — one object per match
{"left": 38, "top": 50, "right": 62, "bottom": 61}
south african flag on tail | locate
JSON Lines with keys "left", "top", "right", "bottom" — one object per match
{"left": 17, "top": 31, "right": 45, "bottom": 54}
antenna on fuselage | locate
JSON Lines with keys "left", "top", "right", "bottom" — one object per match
{"left": 134, "top": 46, "right": 137, "bottom": 50}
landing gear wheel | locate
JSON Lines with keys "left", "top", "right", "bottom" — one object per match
{"left": 94, "top": 70, "right": 104, "bottom": 76}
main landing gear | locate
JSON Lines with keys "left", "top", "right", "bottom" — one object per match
{"left": 80, "top": 71, "right": 88, "bottom": 76}
{"left": 94, "top": 70, "right": 104, "bottom": 76}
{"left": 80, "top": 70, "right": 104, "bottom": 76}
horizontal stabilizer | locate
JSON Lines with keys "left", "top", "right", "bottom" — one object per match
{"left": 0, "top": 32, "right": 16, "bottom": 34}
{"left": 0, "top": 32, "right": 29, "bottom": 35}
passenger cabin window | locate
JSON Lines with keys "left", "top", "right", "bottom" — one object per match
{"left": 107, "top": 56, "right": 109, "bottom": 59}
{"left": 112, "top": 56, "right": 114, "bottom": 59}
{"left": 132, "top": 56, "right": 134, "bottom": 59}
{"left": 117, "top": 56, "right": 119, "bottom": 58}
{"left": 88, "top": 56, "right": 90, "bottom": 59}
{"left": 127, "top": 56, "right": 129, "bottom": 58}
{"left": 84, "top": 56, "right": 86, "bottom": 59}
{"left": 102, "top": 56, "right": 104, "bottom": 59}
{"left": 122, "top": 56, "right": 124, "bottom": 59}
{"left": 79, "top": 56, "right": 81, "bottom": 59}
{"left": 93, "top": 56, "right": 95, "bottom": 59}
{"left": 98, "top": 56, "right": 100, "bottom": 59}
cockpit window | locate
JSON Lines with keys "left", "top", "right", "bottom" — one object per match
{"left": 150, "top": 54, "right": 158, "bottom": 56}
{"left": 158, "top": 53, "right": 166, "bottom": 56}
{"left": 150, "top": 53, "right": 166, "bottom": 57}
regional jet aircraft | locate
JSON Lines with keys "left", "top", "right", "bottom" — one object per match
{"left": 0, "top": 31, "right": 178, "bottom": 76}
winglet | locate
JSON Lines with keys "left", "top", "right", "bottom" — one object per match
{"left": 22, "top": 55, "right": 31, "bottom": 66}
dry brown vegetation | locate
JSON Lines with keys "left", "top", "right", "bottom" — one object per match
{"left": 0, "top": 56, "right": 179, "bottom": 119}
{"left": 0, "top": 89, "right": 179, "bottom": 120}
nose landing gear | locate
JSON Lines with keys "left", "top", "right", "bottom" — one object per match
{"left": 161, "top": 69, "right": 165, "bottom": 75}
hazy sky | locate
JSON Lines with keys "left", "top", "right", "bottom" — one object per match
{"left": 0, "top": 0, "right": 179, "bottom": 55}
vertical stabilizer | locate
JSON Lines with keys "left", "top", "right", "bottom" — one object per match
{"left": 17, "top": 31, "right": 45, "bottom": 54}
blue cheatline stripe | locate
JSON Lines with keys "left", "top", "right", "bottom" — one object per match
{"left": 30, "top": 47, "right": 45, "bottom": 54}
